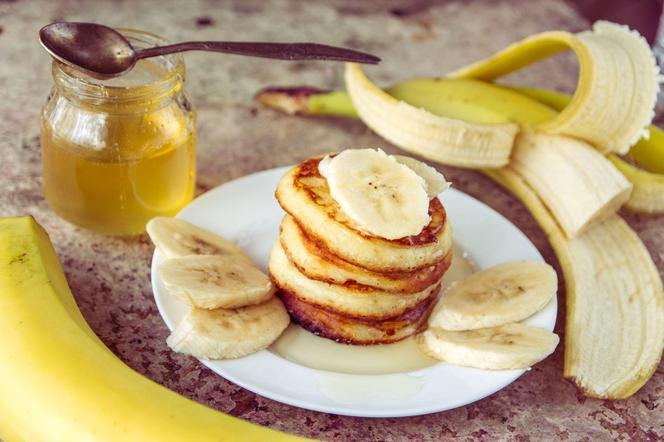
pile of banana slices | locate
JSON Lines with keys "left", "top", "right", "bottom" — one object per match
{"left": 419, "top": 262, "right": 558, "bottom": 370}
{"left": 256, "top": 21, "right": 664, "bottom": 399}
{"left": 147, "top": 217, "right": 290, "bottom": 359}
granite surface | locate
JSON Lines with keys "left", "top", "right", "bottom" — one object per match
{"left": 1, "top": 0, "right": 663, "bottom": 440}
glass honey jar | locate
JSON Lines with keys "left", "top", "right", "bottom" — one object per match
{"left": 41, "top": 29, "right": 196, "bottom": 235}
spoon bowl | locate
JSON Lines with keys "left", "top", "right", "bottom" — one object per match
{"left": 39, "top": 22, "right": 380, "bottom": 78}
{"left": 40, "top": 22, "right": 138, "bottom": 77}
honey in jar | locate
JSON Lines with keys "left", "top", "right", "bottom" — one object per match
{"left": 41, "top": 29, "right": 196, "bottom": 235}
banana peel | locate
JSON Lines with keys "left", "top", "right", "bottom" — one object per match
{"left": 609, "top": 156, "right": 664, "bottom": 213}
{"left": 450, "top": 21, "right": 660, "bottom": 155}
{"left": 344, "top": 63, "right": 519, "bottom": 168}
{"left": 0, "top": 216, "right": 306, "bottom": 442}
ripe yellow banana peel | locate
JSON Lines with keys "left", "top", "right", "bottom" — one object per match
{"left": 254, "top": 21, "right": 664, "bottom": 399}
{"left": 450, "top": 21, "right": 660, "bottom": 155}
{"left": 0, "top": 217, "right": 306, "bottom": 442}
{"left": 344, "top": 63, "right": 519, "bottom": 168}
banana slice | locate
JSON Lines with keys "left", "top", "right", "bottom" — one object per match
{"left": 321, "top": 148, "right": 431, "bottom": 240}
{"left": 159, "top": 255, "right": 273, "bottom": 309}
{"left": 418, "top": 323, "right": 559, "bottom": 370}
{"left": 166, "top": 297, "right": 290, "bottom": 360}
{"left": 320, "top": 152, "right": 450, "bottom": 199}
{"left": 392, "top": 155, "right": 450, "bottom": 198}
{"left": 318, "top": 153, "right": 334, "bottom": 178}
{"left": 430, "top": 261, "right": 557, "bottom": 330}
{"left": 147, "top": 217, "right": 247, "bottom": 259}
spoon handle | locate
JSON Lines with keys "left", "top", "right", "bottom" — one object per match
{"left": 135, "top": 41, "right": 380, "bottom": 64}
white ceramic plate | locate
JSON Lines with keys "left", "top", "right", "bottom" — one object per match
{"left": 151, "top": 166, "right": 557, "bottom": 417}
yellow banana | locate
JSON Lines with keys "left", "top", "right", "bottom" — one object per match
{"left": 256, "top": 87, "right": 358, "bottom": 118}
{"left": 387, "top": 78, "right": 554, "bottom": 125}
{"left": 257, "top": 78, "right": 555, "bottom": 123}
{"left": 0, "top": 216, "right": 305, "bottom": 442}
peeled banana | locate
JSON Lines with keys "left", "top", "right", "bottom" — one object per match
{"left": 486, "top": 167, "right": 664, "bottom": 398}
{"left": 429, "top": 261, "right": 557, "bottom": 331}
{"left": 0, "top": 216, "right": 303, "bottom": 441}
{"left": 510, "top": 131, "right": 632, "bottom": 238}
{"left": 257, "top": 37, "right": 664, "bottom": 215}
{"left": 418, "top": 323, "right": 559, "bottom": 370}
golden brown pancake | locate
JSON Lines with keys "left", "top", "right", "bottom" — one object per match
{"left": 280, "top": 214, "right": 451, "bottom": 293}
{"left": 269, "top": 240, "right": 441, "bottom": 320}
{"left": 279, "top": 286, "right": 438, "bottom": 345}
{"left": 275, "top": 157, "right": 452, "bottom": 272}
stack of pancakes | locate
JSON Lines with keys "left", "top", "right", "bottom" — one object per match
{"left": 269, "top": 157, "right": 453, "bottom": 344}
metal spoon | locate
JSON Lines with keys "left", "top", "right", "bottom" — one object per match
{"left": 39, "top": 22, "right": 380, "bottom": 78}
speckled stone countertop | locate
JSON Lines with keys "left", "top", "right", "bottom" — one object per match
{"left": 1, "top": 0, "right": 663, "bottom": 440}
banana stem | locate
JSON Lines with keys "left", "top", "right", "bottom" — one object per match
{"left": 255, "top": 87, "right": 357, "bottom": 117}
{"left": 309, "top": 91, "right": 358, "bottom": 117}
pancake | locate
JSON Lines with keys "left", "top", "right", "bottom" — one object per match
{"left": 269, "top": 241, "right": 441, "bottom": 319}
{"left": 279, "top": 287, "right": 438, "bottom": 345}
{"left": 280, "top": 214, "right": 452, "bottom": 293}
{"left": 275, "top": 157, "right": 452, "bottom": 272}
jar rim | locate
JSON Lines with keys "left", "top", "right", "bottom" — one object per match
{"left": 52, "top": 28, "right": 185, "bottom": 104}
